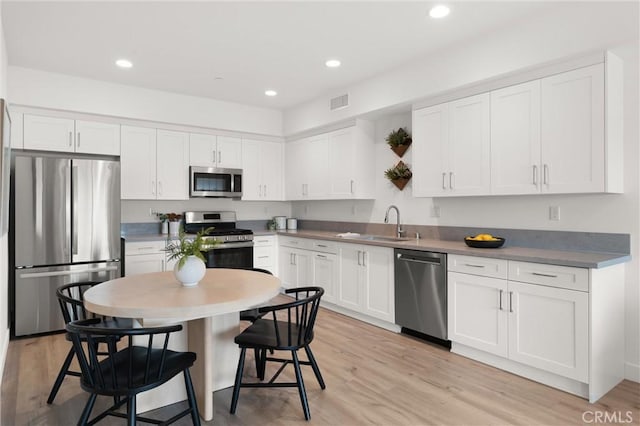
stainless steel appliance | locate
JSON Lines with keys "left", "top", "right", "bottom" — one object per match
{"left": 183, "top": 211, "right": 253, "bottom": 269}
{"left": 189, "top": 166, "right": 242, "bottom": 198}
{"left": 11, "top": 152, "right": 121, "bottom": 337}
{"left": 394, "top": 248, "right": 449, "bottom": 344}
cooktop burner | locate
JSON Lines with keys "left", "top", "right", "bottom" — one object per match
{"left": 182, "top": 211, "right": 253, "bottom": 243}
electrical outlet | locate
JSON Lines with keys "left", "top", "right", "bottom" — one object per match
{"left": 430, "top": 206, "right": 441, "bottom": 218}
{"left": 549, "top": 206, "right": 560, "bottom": 221}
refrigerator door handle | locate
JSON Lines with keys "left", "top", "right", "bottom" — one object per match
{"left": 72, "top": 165, "right": 78, "bottom": 255}
{"left": 19, "top": 265, "right": 119, "bottom": 279}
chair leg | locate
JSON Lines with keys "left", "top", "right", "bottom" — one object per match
{"left": 253, "top": 348, "right": 262, "bottom": 378}
{"left": 230, "top": 347, "right": 247, "bottom": 415}
{"left": 127, "top": 395, "right": 136, "bottom": 426}
{"left": 304, "top": 345, "right": 326, "bottom": 389}
{"left": 291, "top": 350, "right": 311, "bottom": 420}
{"left": 183, "top": 369, "right": 201, "bottom": 426}
{"left": 78, "top": 393, "right": 97, "bottom": 426}
{"left": 258, "top": 349, "right": 267, "bottom": 380}
{"left": 47, "top": 346, "right": 75, "bottom": 404}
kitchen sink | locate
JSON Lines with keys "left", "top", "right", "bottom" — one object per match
{"left": 338, "top": 234, "right": 411, "bottom": 242}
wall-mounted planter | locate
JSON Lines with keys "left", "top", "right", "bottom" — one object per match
{"left": 391, "top": 177, "right": 410, "bottom": 191}
{"left": 390, "top": 142, "right": 411, "bottom": 158}
{"left": 384, "top": 160, "right": 412, "bottom": 191}
{"left": 386, "top": 127, "right": 412, "bottom": 158}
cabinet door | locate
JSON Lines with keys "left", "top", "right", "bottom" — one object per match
{"left": 75, "top": 120, "right": 121, "bottom": 156}
{"left": 491, "top": 81, "right": 541, "bottom": 195}
{"left": 507, "top": 281, "right": 588, "bottom": 382}
{"left": 241, "top": 139, "right": 261, "bottom": 200}
{"left": 278, "top": 246, "right": 298, "bottom": 289}
{"left": 448, "top": 272, "right": 508, "bottom": 357}
{"left": 125, "top": 254, "right": 166, "bottom": 276}
{"left": 216, "top": 136, "right": 242, "bottom": 168}
{"left": 412, "top": 104, "right": 449, "bottom": 197}
{"left": 156, "top": 130, "right": 189, "bottom": 200}
{"left": 541, "top": 63, "right": 605, "bottom": 193}
{"left": 361, "top": 246, "right": 394, "bottom": 322}
{"left": 448, "top": 93, "right": 491, "bottom": 195}
{"left": 121, "top": 126, "right": 157, "bottom": 199}
{"left": 23, "top": 115, "right": 75, "bottom": 153}
{"left": 312, "top": 252, "right": 338, "bottom": 305}
{"left": 285, "top": 139, "right": 306, "bottom": 200}
{"left": 337, "top": 245, "right": 363, "bottom": 311}
{"left": 260, "top": 141, "right": 284, "bottom": 200}
{"left": 189, "top": 133, "right": 216, "bottom": 167}
{"left": 305, "top": 134, "right": 329, "bottom": 199}
{"left": 328, "top": 127, "right": 355, "bottom": 198}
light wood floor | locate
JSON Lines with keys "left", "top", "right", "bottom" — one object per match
{"left": 2, "top": 302, "right": 638, "bottom": 425}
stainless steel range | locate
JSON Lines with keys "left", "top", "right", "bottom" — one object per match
{"left": 183, "top": 211, "right": 253, "bottom": 269}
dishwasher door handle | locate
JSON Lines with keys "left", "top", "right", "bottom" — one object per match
{"left": 396, "top": 254, "right": 442, "bottom": 266}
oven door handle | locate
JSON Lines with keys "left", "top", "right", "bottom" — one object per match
{"left": 205, "top": 241, "right": 254, "bottom": 250}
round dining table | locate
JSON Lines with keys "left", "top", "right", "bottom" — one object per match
{"left": 84, "top": 268, "right": 282, "bottom": 421}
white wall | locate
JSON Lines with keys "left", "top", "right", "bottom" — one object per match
{"left": 0, "top": 0, "right": 10, "bottom": 384}
{"left": 292, "top": 42, "right": 640, "bottom": 382}
{"left": 8, "top": 67, "right": 283, "bottom": 137}
{"left": 284, "top": 2, "right": 638, "bottom": 135}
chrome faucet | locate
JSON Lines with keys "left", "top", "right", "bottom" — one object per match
{"left": 384, "top": 205, "right": 404, "bottom": 238}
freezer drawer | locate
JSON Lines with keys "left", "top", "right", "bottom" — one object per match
{"left": 13, "top": 262, "right": 120, "bottom": 337}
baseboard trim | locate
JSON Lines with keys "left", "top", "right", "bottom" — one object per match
{"left": 0, "top": 327, "right": 10, "bottom": 385}
{"left": 320, "top": 303, "right": 401, "bottom": 333}
{"left": 625, "top": 362, "right": 640, "bottom": 383}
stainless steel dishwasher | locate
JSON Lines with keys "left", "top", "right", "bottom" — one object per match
{"left": 394, "top": 249, "right": 448, "bottom": 344}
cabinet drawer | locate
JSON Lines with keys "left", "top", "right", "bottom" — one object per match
{"left": 125, "top": 240, "right": 166, "bottom": 255}
{"left": 254, "top": 246, "right": 275, "bottom": 267}
{"left": 309, "top": 239, "right": 337, "bottom": 254}
{"left": 448, "top": 254, "right": 508, "bottom": 279}
{"left": 253, "top": 235, "right": 276, "bottom": 247}
{"left": 508, "top": 261, "right": 588, "bottom": 292}
{"left": 279, "top": 237, "right": 310, "bottom": 250}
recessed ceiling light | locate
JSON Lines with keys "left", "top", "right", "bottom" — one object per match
{"left": 429, "top": 5, "right": 450, "bottom": 19}
{"left": 115, "top": 59, "right": 133, "bottom": 68}
{"left": 325, "top": 59, "right": 341, "bottom": 68}
{"left": 265, "top": 90, "right": 277, "bottom": 97}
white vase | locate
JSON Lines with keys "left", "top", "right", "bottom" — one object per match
{"left": 169, "top": 221, "right": 181, "bottom": 236}
{"left": 161, "top": 221, "right": 169, "bottom": 234}
{"left": 174, "top": 255, "right": 206, "bottom": 287}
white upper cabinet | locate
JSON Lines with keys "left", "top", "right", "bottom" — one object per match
{"left": 189, "top": 133, "right": 242, "bottom": 169}
{"left": 121, "top": 126, "right": 188, "bottom": 200}
{"left": 540, "top": 64, "right": 605, "bottom": 194}
{"left": 490, "top": 80, "right": 541, "bottom": 195}
{"left": 284, "top": 120, "right": 375, "bottom": 201}
{"left": 413, "top": 93, "right": 490, "bottom": 197}
{"left": 156, "top": 130, "right": 189, "bottom": 200}
{"left": 241, "top": 138, "right": 283, "bottom": 201}
{"left": 24, "top": 115, "right": 120, "bottom": 155}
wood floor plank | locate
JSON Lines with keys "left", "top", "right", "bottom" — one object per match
{"left": 2, "top": 301, "right": 639, "bottom": 425}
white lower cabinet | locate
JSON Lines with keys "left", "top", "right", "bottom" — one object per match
{"left": 278, "top": 241, "right": 311, "bottom": 290}
{"left": 336, "top": 243, "right": 394, "bottom": 323}
{"left": 448, "top": 254, "right": 622, "bottom": 403}
{"left": 124, "top": 241, "right": 167, "bottom": 276}
{"left": 253, "top": 235, "right": 278, "bottom": 275}
{"left": 310, "top": 252, "right": 338, "bottom": 305}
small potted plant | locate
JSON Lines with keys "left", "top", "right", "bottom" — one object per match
{"left": 165, "top": 227, "right": 216, "bottom": 286}
{"left": 386, "top": 127, "right": 412, "bottom": 158}
{"left": 156, "top": 213, "right": 169, "bottom": 234}
{"left": 384, "top": 161, "right": 413, "bottom": 190}
{"left": 167, "top": 213, "right": 183, "bottom": 236}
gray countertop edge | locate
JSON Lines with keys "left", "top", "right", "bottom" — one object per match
{"left": 123, "top": 230, "right": 631, "bottom": 269}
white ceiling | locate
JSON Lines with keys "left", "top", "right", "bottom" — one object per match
{"left": 3, "top": 1, "right": 555, "bottom": 110}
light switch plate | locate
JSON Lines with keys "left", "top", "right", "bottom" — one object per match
{"left": 549, "top": 205, "right": 560, "bottom": 221}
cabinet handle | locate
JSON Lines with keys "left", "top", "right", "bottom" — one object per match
{"left": 316, "top": 244, "right": 327, "bottom": 248}
{"left": 499, "top": 289, "right": 503, "bottom": 311}
{"left": 316, "top": 254, "right": 327, "bottom": 259}
{"left": 464, "top": 263, "right": 485, "bottom": 268}
{"left": 442, "top": 172, "right": 447, "bottom": 189}
{"left": 258, "top": 184, "right": 262, "bottom": 196}
{"left": 543, "top": 164, "right": 549, "bottom": 185}
{"left": 158, "top": 181, "right": 163, "bottom": 196}
{"left": 292, "top": 253, "right": 296, "bottom": 266}
{"left": 218, "top": 151, "right": 222, "bottom": 164}
{"left": 212, "top": 151, "right": 216, "bottom": 163}
{"left": 68, "top": 131, "right": 73, "bottom": 147}
{"left": 531, "top": 272, "right": 558, "bottom": 278}
{"left": 509, "top": 291, "right": 514, "bottom": 313}
{"left": 257, "top": 256, "right": 269, "bottom": 259}
{"left": 449, "top": 172, "right": 454, "bottom": 190}
{"left": 532, "top": 165, "right": 538, "bottom": 185}
{"left": 357, "top": 251, "right": 361, "bottom": 266}
{"left": 264, "top": 184, "right": 267, "bottom": 197}
{"left": 77, "top": 132, "right": 80, "bottom": 148}
{"left": 350, "top": 180, "right": 354, "bottom": 194}
{"left": 151, "top": 181, "right": 155, "bottom": 195}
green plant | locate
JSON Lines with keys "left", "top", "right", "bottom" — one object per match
{"left": 156, "top": 213, "right": 169, "bottom": 222}
{"left": 165, "top": 227, "right": 217, "bottom": 270}
{"left": 384, "top": 161, "right": 413, "bottom": 180}
{"left": 167, "top": 212, "right": 182, "bottom": 222}
{"left": 385, "top": 127, "right": 412, "bottom": 147}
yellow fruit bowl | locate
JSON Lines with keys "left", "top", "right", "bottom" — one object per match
{"left": 464, "top": 235, "right": 505, "bottom": 248}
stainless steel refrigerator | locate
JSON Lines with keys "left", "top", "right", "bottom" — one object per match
{"left": 11, "top": 152, "right": 121, "bottom": 337}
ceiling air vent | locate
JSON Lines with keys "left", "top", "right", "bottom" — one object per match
{"left": 330, "top": 93, "right": 349, "bottom": 111}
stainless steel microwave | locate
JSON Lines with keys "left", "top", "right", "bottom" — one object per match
{"left": 189, "top": 166, "right": 242, "bottom": 198}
